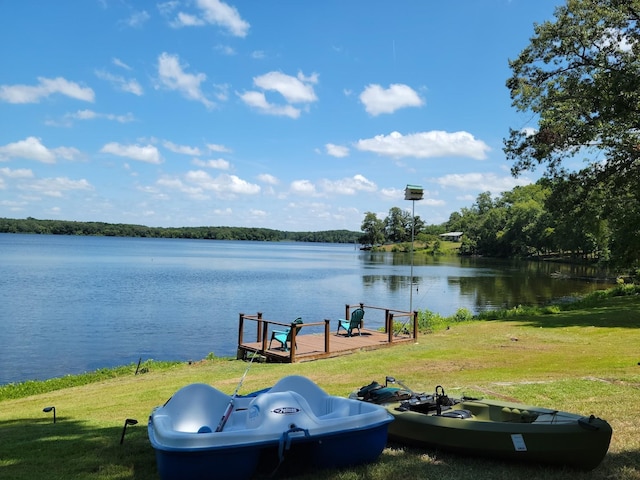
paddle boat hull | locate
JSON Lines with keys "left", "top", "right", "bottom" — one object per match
{"left": 352, "top": 378, "right": 612, "bottom": 471}
{"left": 148, "top": 375, "right": 393, "bottom": 480}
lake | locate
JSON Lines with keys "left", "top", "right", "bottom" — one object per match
{"left": 0, "top": 234, "right": 611, "bottom": 385}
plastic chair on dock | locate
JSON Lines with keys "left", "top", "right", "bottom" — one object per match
{"left": 269, "top": 318, "right": 303, "bottom": 351}
{"left": 336, "top": 308, "right": 364, "bottom": 337}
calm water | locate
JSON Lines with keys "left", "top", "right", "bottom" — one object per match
{"left": 0, "top": 234, "right": 610, "bottom": 385}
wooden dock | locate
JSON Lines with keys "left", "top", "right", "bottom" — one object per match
{"left": 236, "top": 303, "right": 418, "bottom": 363}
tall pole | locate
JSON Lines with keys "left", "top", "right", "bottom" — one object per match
{"left": 404, "top": 184, "right": 423, "bottom": 315}
{"left": 409, "top": 199, "right": 415, "bottom": 313}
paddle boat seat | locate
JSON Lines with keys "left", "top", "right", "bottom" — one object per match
{"left": 336, "top": 308, "right": 364, "bottom": 336}
{"left": 157, "top": 383, "right": 231, "bottom": 434}
{"left": 269, "top": 317, "right": 303, "bottom": 351}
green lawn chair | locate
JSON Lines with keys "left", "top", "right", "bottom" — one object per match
{"left": 336, "top": 308, "right": 364, "bottom": 337}
{"left": 269, "top": 317, "right": 303, "bottom": 351}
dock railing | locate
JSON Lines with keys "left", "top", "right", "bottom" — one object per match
{"left": 237, "top": 312, "right": 331, "bottom": 362}
{"left": 343, "top": 302, "right": 419, "bottom": 342}
{"left": 237, "top": 303, "right": 418, "bottom": 362}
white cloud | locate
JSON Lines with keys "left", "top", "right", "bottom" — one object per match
{"left": 153, "top": 171, "right": 261, "bottom": 200}
{"left": 436, "top": 172, "right": 532, "bottom": 193}
{"left": 380, "top": 187, "right": 403, "bottom": 199}
{"left": 68, "top": 109, "right": 135, "bottom": 124}
{"left": 0, "top": 77, "right": 95, "bottom": 104}
{"left": 356, "top": 130, "right": 490, "bottom": 160}
{"left": 52, "top": 146, "right": 82, "bottom": 161}
{"left": 253, "top": 71, "right": 318, "bottom": 103}
{"left": 290, "top": 179, "right": 317, "bottom": 196}
{"left": 207, "top": 143, "right": 231, "bottom": 153}
{"left": 238, "top": 91, "right": 301, "bottom": 118}
{"left": 112, "top": 58, "right": 132, "bottom": 70}
{"left": 288, "top": 175, "right": 378, "bottom": 199}
{"left": 239, "top": 71, "right": 318, "bottom": 118}
{"left": 20, "top": 177, "right": 93, "bottom": 197}
{"left": 180, "top": 170, "right": 260, "bottom": 196}
{"left": 319, "top": 174, "right": 377, "bottom": 195}
{"left": 162, "top": 141, "right": 202, "bottom": 156}
{"left": 325, "top": 143, "right": 349, "bottom": 158}
{"left": 0, "top": 167, "right": 34, "bottom": 179}
{"left": 213, "top": 207, "right": 233, "bottom": 216}
{"left": 257, "top": 173, "right": 279, "bottom": 185}
{"left": 194, "top": 0, "right": 249, "bottom": 37}
{"left": 192, "top": 158, "right": 230, "bottom": 170}
{"left": 172, "top": 12, "right": 206, "bottom": 27}
{"left": 215, "top": 44, "right": 236, "bottom": 55}
{"left": 0, "top": 137, "right": 62, "bottom": 163}
{"left": 157, "top": 52, "right": 214, "bottom": 108}
{"left": 359, "top": 83, "right": 424, "bottom": 116}
{"left": 169, "top": 0, "right": 250, "bottom": 37}
{"left": 122, "top": 10, "right": 150, "bottom": 28}
{"left": 101, "top": 142, "right": 162, "bottom": 164}
{"left": 95, "top": 69, "right": 143, "bottom": 95}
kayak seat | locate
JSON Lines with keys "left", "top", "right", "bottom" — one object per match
{"left": 269, "top": 317, "right": 303, "bottom": 351}
{"left": 337, "top": 308, "right": 364, "bottom": 337}
{"left": 441, "top": 409, "right": 473, "bottom": 419}
{"left": 461, "top": 401, "right": 493, "bottom": 420}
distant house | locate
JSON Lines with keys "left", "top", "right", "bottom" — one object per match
{"left": 439, "top": 231, "right": 463, "bottom": 242}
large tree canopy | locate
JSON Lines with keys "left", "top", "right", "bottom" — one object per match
{"left": 505, "top": 0, "right": 640, "bottom": 267}
{"left": 506, "top": 0, "right": 640, "bottom": 176}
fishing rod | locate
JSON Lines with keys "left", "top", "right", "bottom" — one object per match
{"left": 215, "top": 352, "right": 257, "bottom": 432}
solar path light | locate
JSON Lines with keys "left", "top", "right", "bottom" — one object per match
{"left": 43, "top": 406, "right": 56, "bottom": 423}
{"left": 120, "top": 418, "right": 138, "bottom": 444}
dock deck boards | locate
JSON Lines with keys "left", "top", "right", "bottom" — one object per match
{"left": 238, "top": 329, "right": 415, "bottom": 363}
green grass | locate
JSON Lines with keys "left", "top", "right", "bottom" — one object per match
{"left": 1, "top": 290, "right": 640, "bottom": 479}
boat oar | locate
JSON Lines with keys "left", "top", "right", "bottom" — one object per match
{"left": 215, "top": 352, "right": 257, "bottom": 432}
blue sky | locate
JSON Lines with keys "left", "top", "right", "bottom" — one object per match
{"left": 0, "top": 0, "right": 561, "bottom": 231}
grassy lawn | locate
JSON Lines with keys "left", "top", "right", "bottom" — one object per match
{"left": 1, "top": 294, "right": 639, "bottom": 479}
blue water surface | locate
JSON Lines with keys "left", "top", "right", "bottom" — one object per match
{"left": 0, "top": 234, "right": 608, "bottom": 384}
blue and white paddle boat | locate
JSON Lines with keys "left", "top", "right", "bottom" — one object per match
{"left": 148, "top": 375, "right": 393, "bottom": 480}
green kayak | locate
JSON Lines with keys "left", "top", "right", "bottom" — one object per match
{"left": 351, "top": 377, "right": 612, "bottom": 471}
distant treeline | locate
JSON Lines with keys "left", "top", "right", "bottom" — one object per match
{"left": 0, "top": 217, "right": 363, "bottom": 244}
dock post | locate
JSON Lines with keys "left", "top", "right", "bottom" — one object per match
{"left": 413, "top": 310, "right": 419, "bottom": 340}
{"left": 387, "top": 313, "right": 394, "bottom": 343}
{"left": 256, "top": 312, "right": 263, "bottom": 342}
{"left": 261, "top": 315, "right": 269, "bottom": 353}
{"left": 289, "top": 327, "right": 297, "bottom": 363}
{"left": 237, "top": 313, "right": 245, "bottom": 359}
{"left": 324, "top": 319, "right": 330, "bottom": 353}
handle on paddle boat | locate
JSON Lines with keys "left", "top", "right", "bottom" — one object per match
{"left": 278, "top": 427, "right": 310, "bottom": 460}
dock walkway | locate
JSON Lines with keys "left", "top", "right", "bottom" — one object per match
{"left": 236, "top": 303, "right": 418, "bottom": 363}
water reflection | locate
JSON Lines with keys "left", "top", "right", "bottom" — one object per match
{"left": 358, "top": 252, "right": 611, "bottom": 313}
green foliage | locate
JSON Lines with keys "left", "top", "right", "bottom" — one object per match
{"left": 504, "top": 0, "right": 640, "bottom": 268}
{"left": 415, "top": 307, "right": 474, "bottom": 332}
{"left": 360, "top": 211, "right": 386, "bottom": 246}
{"left": 0, "top": 359, "right": 184, "bottom": 401}
{"left": 0, "top": 217, "right": 362, "bottom": 244}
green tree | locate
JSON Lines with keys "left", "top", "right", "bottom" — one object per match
{"left": 360, "top": 212, "right": 385, "bottom": 246}
{"left": 505, "top": 0, "right": 640, "bottom": 266}
{"left": 385, "top": 207, "right": 411, "bottom": 243}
